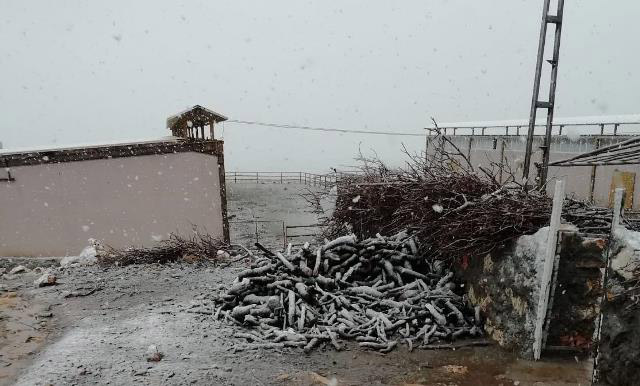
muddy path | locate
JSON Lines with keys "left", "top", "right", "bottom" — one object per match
{"left": 1, "top": 261, "right": 592, "bottom": 385}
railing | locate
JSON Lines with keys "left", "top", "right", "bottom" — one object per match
{"left": 228, "top": 219, "right": 321, "bottom": 248}
{"left": 225, "top": 171, "right": 344, "bottom": 188}
{"left": 284, "top": 224, "right": 321, "bottom": 247}
{"left": 430, "top": 120, "right": 640, "bottom": 137}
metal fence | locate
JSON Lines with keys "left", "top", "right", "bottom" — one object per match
{"left": 225, "top": 171, "right": 353, "bottom": 188}
{"left": 229, "top": 219, "right": 321, "bottom": 248}
{"left": 284, "top": 224, "right": 321, "bottom": 247}
{"left": 430, "top": 120, "right": 640, "bottom": 137}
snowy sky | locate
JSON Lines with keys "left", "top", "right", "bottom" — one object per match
{"left": 1, "top": 1, "right": 639, "bottom": 171}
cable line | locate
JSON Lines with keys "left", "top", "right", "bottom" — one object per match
{"left": 225, "top": 119, "right": 425, "bottom": 137}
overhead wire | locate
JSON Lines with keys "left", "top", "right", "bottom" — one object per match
{"left": 225, "top": 119, "right": 426, "bottom": 137}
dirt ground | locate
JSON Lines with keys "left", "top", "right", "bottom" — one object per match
{"left": 1, "top": 261, "right": 592, "bottom": 386}
{"left": 1, "top": 183, "right": 593, "bottom": 385}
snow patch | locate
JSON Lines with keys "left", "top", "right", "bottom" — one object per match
{"left": 612, "top": 227, "right": 640, "bottom": 280}
{"left": 60, "top": 242, "right": 98, "bottom": 267}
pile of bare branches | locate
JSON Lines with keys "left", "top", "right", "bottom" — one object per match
{"left": 97, "top": 231, "right": 228, "bottom": 266}
{"left": 563, "top": 198, "right": 640, "bottom": 234}
{"left": 213, "top": 231, "right": 483, "bottom": 353}
{"left": 320, "top": 126, "right": 553, "bottom": 262}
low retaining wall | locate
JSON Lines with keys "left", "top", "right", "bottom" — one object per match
{"left": 460, "top": 226, "right": 604, "bottom": 359}
{"left": 595, "top": 227, "right": 640, "bottom": 386}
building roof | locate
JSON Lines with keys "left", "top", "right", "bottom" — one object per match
{"left": 166, "top": 105, "right": 228, "bottom": 130}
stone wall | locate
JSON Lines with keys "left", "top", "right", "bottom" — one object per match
{"left": 595, "top": 227, "right": 640, "bottom": 386}
{"left": 460, "top": 226, "right": 604, "bottom": 359}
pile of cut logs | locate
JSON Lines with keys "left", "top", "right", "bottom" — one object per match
{"left": 213, "top": 231, "right": 482, "bottom": 352}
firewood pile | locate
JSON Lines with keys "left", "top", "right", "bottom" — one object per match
{"left": 213, "top": 231, "right": 483, "bottom": 353}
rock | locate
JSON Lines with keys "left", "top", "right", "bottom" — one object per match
{"left": 216, "top": 250, "right": 231, "bottom": 259}
{"left": 9, "top": 265, "right": 27, "bottom": 274}
{"left": 34, "top": 273, "right": 57, "bottom": 287}
{"left": 145, "top": 345, "right": 164, "bottom": 362}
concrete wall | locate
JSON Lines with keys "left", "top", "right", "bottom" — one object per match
{"left": 0, "top": 152, "right": 224, "bottom": 256}
{"left": 437, "top": 135, "right": 640, "bottom": 209}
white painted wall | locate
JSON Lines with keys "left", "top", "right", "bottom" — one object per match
{"left": 0, "top": 152, "right": 223, "bottom": 256}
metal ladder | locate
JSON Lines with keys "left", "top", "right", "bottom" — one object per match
{"left": 523, "top": 0, "right": 566, "bottom": 187}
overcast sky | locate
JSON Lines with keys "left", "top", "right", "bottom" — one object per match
{"left": 1, "top": 1, "right": 638, "bottom": 171}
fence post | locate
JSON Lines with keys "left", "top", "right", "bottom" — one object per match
{"left": 612, "top": 188, "right": 625, "bottom": 228}
{"left": 499, "top": 139, "right": 506, "bottom": 183}
{"left": 256, "top": 172, "right": 259, "bottom": 183}
{"left": 280, "top": 172, "right": 283, "bottom": 184}
{"left": 533, "top": 179, "right": 565, "bottom": 360}
{"left": 282, "top": 221, "right": 287, "bottom": 249}
{"left": 299, "top": 172, "right": 302, "bottom": 183}
{"left": 234, "top": 171, "right": 237, "bottom": 183}
{"left": 588, "top": 137, "right": 601, "bottom": 202}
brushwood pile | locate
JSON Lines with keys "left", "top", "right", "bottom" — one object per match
{"left": 213, "top": 231, "right": 483, "bottom": 352}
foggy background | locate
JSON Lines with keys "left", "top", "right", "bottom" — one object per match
{"left": 1, "top": 1, "right": 638, "bottom": 172}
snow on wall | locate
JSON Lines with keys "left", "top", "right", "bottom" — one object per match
{"left": 0, "top": 152, "right": 224, "bottom": 256}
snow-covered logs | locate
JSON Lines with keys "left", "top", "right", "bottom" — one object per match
{"left": 213, "top": 231, "right": 483, "bottom": 352}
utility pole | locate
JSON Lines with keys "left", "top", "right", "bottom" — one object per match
{"left": 522, "top": 0, "right": 566, "bottom": 188}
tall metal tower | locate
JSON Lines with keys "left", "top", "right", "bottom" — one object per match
{"left": 522, "top": 0, "right": 566, "bottom": 188}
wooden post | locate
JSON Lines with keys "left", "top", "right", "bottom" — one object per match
{"left": 234, "top": 171, "right": 237, "bottom": 183}
{"left": 588, "top": 137, "right": 601, "bottom": 202}
{"left": 210, "top": 121, "right": 215, "bottom": 139}
{"left": 299, "top": 172, "right": 302, "bottom": 183}
{"left": 256, "top": 172, "right": 259, "bottom": 183}
{"left": 282, "top": 221, "right": 287, "bottom": 249}
{"left": 592, "top": 187, "right": 625, "bottom": 383}
{"left": 612, "top": 188, "right": 625, "bottom": 228}
{"left": 467, "top": 137, "right": 473, "bottom": 160}
{"left": 499, "top": 139, "right": 506, "bottom": 183}
{"left": 533, "top": 179, "right": 565, "bottom": 360}
{"left": 280, "top": 172, "right": 283, "bottom": 184}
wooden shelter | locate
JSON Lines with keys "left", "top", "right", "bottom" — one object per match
{"left": 166, "top": 105, "right": 228, "bottom": 140}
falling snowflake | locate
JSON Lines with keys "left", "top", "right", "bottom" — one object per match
{"left": 432, "top": 204, "right": 443, "bottom": 213}
{"left": 352, "top": 195, "right": 360, "bottom": 203}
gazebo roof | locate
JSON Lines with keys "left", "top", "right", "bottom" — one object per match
{"left": 166, "top": 105, "right": 228, "bottom": 130}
